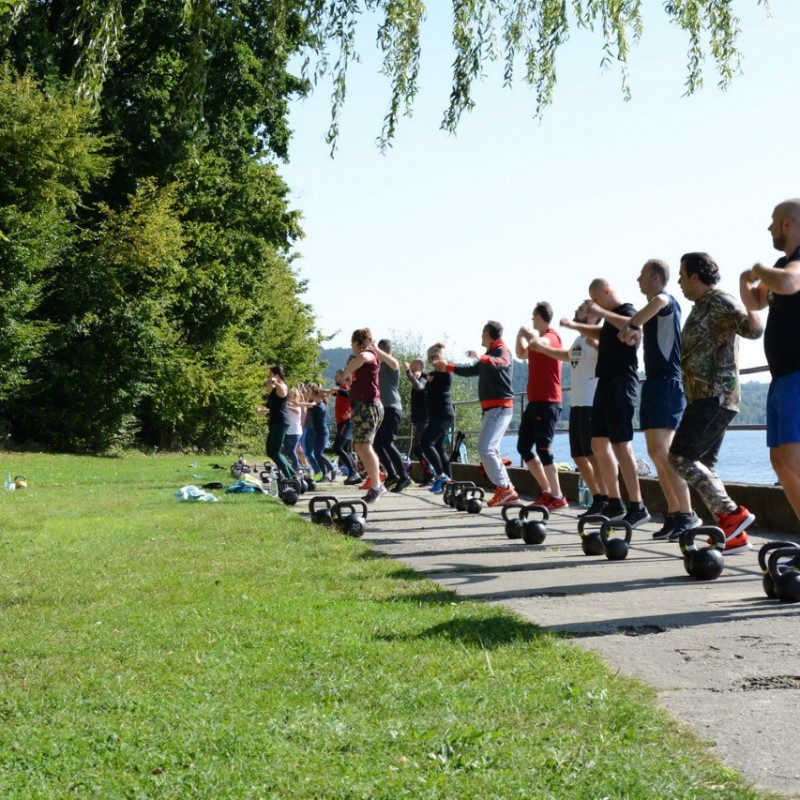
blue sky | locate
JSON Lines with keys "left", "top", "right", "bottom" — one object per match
{"left": 282, "top": 1, "right": 798, "bottom": 376}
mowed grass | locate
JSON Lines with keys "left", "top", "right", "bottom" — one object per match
{"left": 0, "top": 454, "right": 768, "bottom": 799}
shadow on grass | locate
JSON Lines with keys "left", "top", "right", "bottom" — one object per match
{"left": 376, "top": 614, "right": 545, "bottom": 648}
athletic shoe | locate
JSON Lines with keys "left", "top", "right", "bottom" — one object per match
{"left": 622, "top": 505, "right": 651, "bottom": 529}
{"left": 363, "top": 484, "right": 387, "bottom": 504}
{"left": 713, "top": 505, "right": 755, "bottom": 553}
{"left": 360, "top": 472, "right": 386, "bottom": 491}
{"left": 604, "top": 498, "right": 626, "bottom": 520}
{"left": 327, "top": 470, "right": 337, "bottom": 483}
{"left": 391, "top": 475, "right": 413, "bottom": 493}
{"left": 383, "top": 476, "right": 399, "bottom": 490}
{"left": 667, "top": 510, "right": 702, "bottom": 542}
{"left": 539, "top": 492, "right": 568, "bottom": 511}
{"left": 428, "top": 476, "right": 449, "bottom": 494}
{"left": 487, "top": 485, "right": 519, "bottom": 507}
{"left": 652, "top": 512, "right": 678, "bottom": 540}
{"left": 578, "top": 497, "right": 608, "bottom": 519}
{"left": 533, "top": 492, "right": 549, "bottom": 506}
{"left": 344, "top": 474, "right": 362, "bottom": 486}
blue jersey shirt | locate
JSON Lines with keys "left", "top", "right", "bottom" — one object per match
{"left": 643, "top": 293, "right": 682, "bottom": 382}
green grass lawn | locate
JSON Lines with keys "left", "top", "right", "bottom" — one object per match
{"left": 0, "top": 453, "right": 768, "bottom": 798}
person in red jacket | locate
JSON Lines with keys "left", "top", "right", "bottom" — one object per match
{"left": 435, "top": 320, "right": 518, "bottom": 506}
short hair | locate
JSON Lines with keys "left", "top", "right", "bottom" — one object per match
{"left": 533, "top": 302, "right": 553, "bottom": 324}
{"left": 351, "top": 328, "right": 373, "bottom": 350}
{"left": 680, "top": 252, "right": 720, "bottom": 287}
{"left": 645, "top": 259, "right": 670, "bottom": 285}
{"left": 483, "top": 320, "right": 503, "bottom": 340}
{"left": 427, "top": 341, "right": 446, "bottom": 361}
{"left": 269, "top": 364, "right": 285, "bottom": 381}
{"left": 377, "top": 338, "right": 392, "bottom": 353}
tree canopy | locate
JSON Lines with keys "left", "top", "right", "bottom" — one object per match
{"left": 1, "top": 1, "right": 766, "bottom": 152}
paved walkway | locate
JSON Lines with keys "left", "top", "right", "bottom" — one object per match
{"left": 294, "top": 483, "right": 800, "bottom": 799}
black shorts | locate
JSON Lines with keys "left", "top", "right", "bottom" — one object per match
{"left": 591, "top": 377, "right": 637, "bottom": 444}
{"left": 517, "top": 401, "right": 560, "bottom": 458}
{"left": 569, "top": 406, "right": 594, "bottom": 458}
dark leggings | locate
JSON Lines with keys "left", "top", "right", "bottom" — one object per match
{"left": 312, "top": 426, "right": 336, "bottom": 476}
{"left": 374, "top": 406, "right": 407, "bottom": 480}
{"left": 421, "top": 416, "right": 453, "bottom": 477}
{"left": 332, "top": 421, "right": 356, "bottom": 474}
{"left": 267, "top": 422, "right": 295, "bottom": 479}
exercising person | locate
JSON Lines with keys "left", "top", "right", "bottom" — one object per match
{"left": 341, "top": 328, "right": 386, "bottom": 504}
{"left": 420, "top": 342, "right": 455, "bottom": 494}
{"left": 670, "top": 252, "right": 763, "bottom": 553}
{"left": 618, "top": 259, "right": 698, "bottom": 542}
{"left": 374, "top": 339, "right": 412, "bottom": 493}
{"left": 435, "top": 320, "right": 518, "bottom": 507}
{"left": 515, "top": 301, "right": 566, "bottom": 510}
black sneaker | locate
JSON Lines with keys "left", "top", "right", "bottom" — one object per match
{"left": 383, "top": 476, "right": 399, "bottom": 490}
{"left": 363, "top": 484, "right": 387, "bottom": 504}
{"left": 652, "top": 512, "right": 678, "bottom": 540}
{"left": 578, "top": 497, "right": 609, "bottom": 519}
{"left": 622, "top": 505, "right": 651, "bottom": 529}
{"left": 668, "top": 510, "right": 702, "bottom": 542}
{"left": 391, "top": 475, "right": 413, "bottom": 493}
{"left": 604, "top": 498, "right": 626, "bottom": 520}
{"left": 344, "top": 474, "right": 362, "bottom": 486}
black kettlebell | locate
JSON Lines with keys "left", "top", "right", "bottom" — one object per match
{"left": 455, "top": 482, "right": 476, "bottom": 512}
{"left": 442, "top": 481, "right": 456, "bottom": 507}
{"left": 331, "top": 499, "right": 369, "bottom": 538}
{"left": 465, "top": 486, "right": 485, "bottom": 514}
{"left": 759, "top": 540, "right": 800, "bottom": 599}
{"left": 680, "top": 526, "right": 725, "bottom": 580}
{"left": 305, "top": 475, "right": 317, "bottom": 492}
{"left": 308, "top": 495, "right": 339, "bottom": 526}
{"left": 501, "top": 504, "right": 525, "bottom": 540}
{"left": 521, "top": 504, "right": 549, "bottom": 545}
{"left": 600, "top": 518, "right": 632, "bottom": 560}
{"left": 768, "top": 546, "right": 800, "bottom": 603}
{"left": 279, "top": 478, "right": 301, "bottom": 506}
{"left": 578, "top": 514, "right": 607, "bottom": 556}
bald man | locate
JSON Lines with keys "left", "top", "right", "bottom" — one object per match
{"left": 563, "top": 279, "right": 650, "bottom": 528}
{"left": 741, "top": 199, "right": 800, "bottom": 527}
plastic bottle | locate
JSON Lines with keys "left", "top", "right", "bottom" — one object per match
{"left": 5, "top": 471, "right": 15, "bottom": 491}
{"left": 578, "top": 476, "right": 591, "bottom": 507}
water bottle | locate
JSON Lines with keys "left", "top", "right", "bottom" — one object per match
{"left": 268, "top": 470, "right": 279, "bottom": 497}
{"left": 4, "top": 471, "right": 15, "bottom": 491}
{"left": 578, "top": 476, "right": 591, "bottom": 507}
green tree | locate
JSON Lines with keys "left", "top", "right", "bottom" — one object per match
{"left": 0, "top": 63, "right": 109, "bottom": 405}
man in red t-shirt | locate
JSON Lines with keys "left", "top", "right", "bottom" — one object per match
{"left": 515, "top": 301, "right": 566, "bottom": 510}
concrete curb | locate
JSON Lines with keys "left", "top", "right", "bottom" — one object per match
{"left": 291, "top": 481, "right": 800, "bottom": 798}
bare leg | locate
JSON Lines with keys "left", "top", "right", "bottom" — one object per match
{"left": 354, "top": 442, "right": 381, "bottom": 487}
{"left": 591, "top": 436, "right": 621, "bottom": 499}
{"left": 611, "top": 440, "right": 642, "bottom": 504}
{"left": 771, "top": 443, "right": 800, "bottom": 522}
{"left": 645, "top": 428, "right": 691, "bottom": 513}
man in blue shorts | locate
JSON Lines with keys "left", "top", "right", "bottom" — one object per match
{"left": 618, "top": 259, "right": 699, "bottom": 541}
{"left": 740, "top": 198, "right": 800, "bottom": 526}
{"left": 563, "top": 279, "right": 650, "bottom": 528}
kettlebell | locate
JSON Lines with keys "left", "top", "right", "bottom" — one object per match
{"left": 680, "top": 526, "right": 725, "bottom": 580}
{"left": 521, "top": 504, "right": 549, "bottom": 545}
{"left": 501, "top": 504, "right": 525, "bottom": 540}
{"left": 578, "top": 514, "right": 607, "bottom": 556}
{"left": 304, "top": 475, "right": 317, "bottom": 492}
{"left": 599, "top": 518, "right": 632, "bottom": 560}
{"left": 456, "top": 482, "right": 477, "bottom": 512}
{"left": 331, "top": 499, "right": 369, "bottom": 538}
{"left": 758, "top": 540, "right": 800, "bottom": 599}
{"left": 767, "top": 546, "right": 800, "bottom": 603}
{"left": 442, "top": 481, "right": 456, "bottom": 507}
{"left": 465, "top": 486, "right": 485, "bottom": 514}
{"left": 279, "top": 478, "right": 301, "bottom": 506}
{"left": 308, "top": 495, "right": 339, "bottom": 526}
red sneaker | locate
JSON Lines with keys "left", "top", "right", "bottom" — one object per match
{"left": 541, "top": 492, "right": 568, "bottom": 510}
{"left": 713, "top": 505, "right": 755, "bottom": 553}
{"left": 487, "top": 485, "right": 519, "bottom": 507}
{"left": 360, "top": 472, "right": 386, "bottom": 491}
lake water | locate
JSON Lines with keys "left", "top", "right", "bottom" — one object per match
{"left": 499, "top": 428, "right": 774, "bottom": 486}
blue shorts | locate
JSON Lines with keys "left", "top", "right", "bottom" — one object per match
{"left": 640, "top": 377, "right": 685, "bottom": 431}
{"left": 766, "top": 370, "right": 800, "bottom": 447}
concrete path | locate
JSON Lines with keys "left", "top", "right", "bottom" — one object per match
{"left": 294, "top": 484, "right": 800, "bottom": 799}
